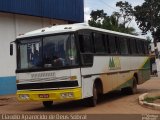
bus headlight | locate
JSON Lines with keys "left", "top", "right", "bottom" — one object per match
{"left": 60, "top": 92, "right": 74, "bottom": 99}
{"left": 19, "top": 94, "right": 30, "bottom": 100}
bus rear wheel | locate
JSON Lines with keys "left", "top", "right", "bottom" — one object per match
{"left": 131, "top": 77, "right": 137, "bottom": 94}
{"left": 43, "top": 101, "right": 53, "bottom": 108}
{"left": 121, "top": 77, "right": 137, "bottom": 95}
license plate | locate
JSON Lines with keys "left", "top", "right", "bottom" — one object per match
{"left": 39, "top": 94, "right": 49, "bottom": 98}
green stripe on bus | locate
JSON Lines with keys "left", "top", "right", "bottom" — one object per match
{"left": 115, "top": 78, "right": 133, "bottom": 90}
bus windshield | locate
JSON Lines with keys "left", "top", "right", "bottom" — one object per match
{"left": 17, "top": 34, "right": 78, "bottom": 70}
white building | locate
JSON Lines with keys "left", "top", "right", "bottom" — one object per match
{"left": 0, "top": 0, "right": 84, "bottom": 95}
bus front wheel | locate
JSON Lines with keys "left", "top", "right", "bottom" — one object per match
{"left": 86, "top": 83, "right": 98, "bottom": 107}
{"left": 43, "top": 101, "right": 53, "bottom": 108}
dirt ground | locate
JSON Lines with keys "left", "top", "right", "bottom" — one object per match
{"left": 0, "top": 77, "right": 160, "bottom": 114}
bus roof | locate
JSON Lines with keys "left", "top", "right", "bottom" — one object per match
{"left": 16, "top": 23, "right": 146, "bottom": 40}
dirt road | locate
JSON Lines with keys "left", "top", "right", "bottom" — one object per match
{"left": 0, "top": 77, "right": 160, "bottom": 114}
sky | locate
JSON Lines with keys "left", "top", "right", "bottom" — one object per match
{"left": 84, "top": 0, "right": 150, "bottom": 38}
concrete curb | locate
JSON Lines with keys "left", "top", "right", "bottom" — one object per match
{"left": 139, "top": 93, "right": 160, "bottom": 110}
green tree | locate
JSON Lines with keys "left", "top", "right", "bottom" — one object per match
{"left": 88, "top": 1, "right": 137, "bottom": 35}
{"left": 146, "top": 36, "right": 152, "bottom": 43}
{"left": 116, "top": 1, "right": 134, "bottom": 28}
{"left": 155, "top": 27, "right": 160, "bottom": 42}
{"left": 88, "top": 10, "right": 106, "bottom": 28}
{"left": 134, "top": 0, "right": 160, "bottom": 35}
{"left": 134, "top": 0, "right": 160, "bottom": 57}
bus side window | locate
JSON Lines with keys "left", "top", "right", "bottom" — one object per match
{"left": 108, "top": 35, "right": 118, "bottom": 54}
{"left": 93, "top": 33, "right": 105, "bottom": 53}
{"left": 78, "top": 33, "right": 93, "bottom": 53}
{"left": 115, "top": 36, "right": 120, "bottom": 54}
{"left": 119, "top": 37, "right": 129, "bottom": 55}
{"left": 130, "top": 39, "right": 138, "bottom": 55}
{"left": 104, "top": 35, "right": 109, "bottom": 53}
{"left": 142, "top": 41, "right": 146, "bottom": 54}
{"left": 137, "top": 40, "right": 144, "bottom": 55}
{"left": 144, "top": 41, "right": 149, "bottom": 54}
{"left": 127, "top": 38, "right": 131, "bottom": 54}
{"left": 78, "top": 31, "right": 94, "bottom": 66}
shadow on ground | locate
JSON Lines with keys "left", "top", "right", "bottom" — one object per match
{"left": 25, "top": 90, "right": 138, "bottom": 112}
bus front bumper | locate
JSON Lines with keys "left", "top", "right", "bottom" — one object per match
{"left": 17, "top": 88, "right": 82, "bottom": 102}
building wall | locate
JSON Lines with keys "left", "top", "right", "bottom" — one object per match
{"left": 0, "top": 12, "right": 68, "bottom": 95}
{"left": 0, "top": 0, "right": 84, "bottom": 23}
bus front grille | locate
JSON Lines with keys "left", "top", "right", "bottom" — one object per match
{"left": 17, "top": 81, "right": 79, "bottom": 90}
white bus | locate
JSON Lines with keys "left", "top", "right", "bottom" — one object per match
{"left": 11, "top": 23, "right": 150, "bottom": 107}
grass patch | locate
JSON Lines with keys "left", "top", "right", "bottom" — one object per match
{"left": 144, "top": 96, "right": 160, "bottom": 103}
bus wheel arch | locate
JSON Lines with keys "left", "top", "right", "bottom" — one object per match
{"left": 121, "top": 74, "right": 138, "bottom": 95}
{"left": 94, "top": 78, "right": 103, "bottom": 96}
{"left": 128, "top": 74, "right": 138, "bottom": 94}
{"left": 85, "top": 78, "right": 103, "bottom": 107}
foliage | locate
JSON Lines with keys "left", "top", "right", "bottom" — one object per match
{"left": 88, "top": 10, "right": 106, "bottom": 28}
{"left": 144, "top": 96, "right": 160, "bottom": 103}
{"left": 146, "top": 36, "right": 152, "bottom": 43}
{"left": 88, "top": 1, "right": 137, "bottom": 35}
{"left": 134, "top": 0, "right": 160, "bottom": 40}
{"left": 116, "top": 1, "right": 134, "bottom": 28}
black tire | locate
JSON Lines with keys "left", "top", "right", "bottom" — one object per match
{"left": 121, "top": 77, "right": 137, "bottom": 95}
{"left": 131, "top": 77, "right": 137, "bottom": 94}
{"left": 43, "top": 101, "right": 53, "bottom": 108}
{"left": 86, "top": 83, "right": 98, "bottom": 107}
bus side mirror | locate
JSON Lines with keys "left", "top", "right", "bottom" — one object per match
{"left": 10, "top": 44, "right": 13, "bottom": 56}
